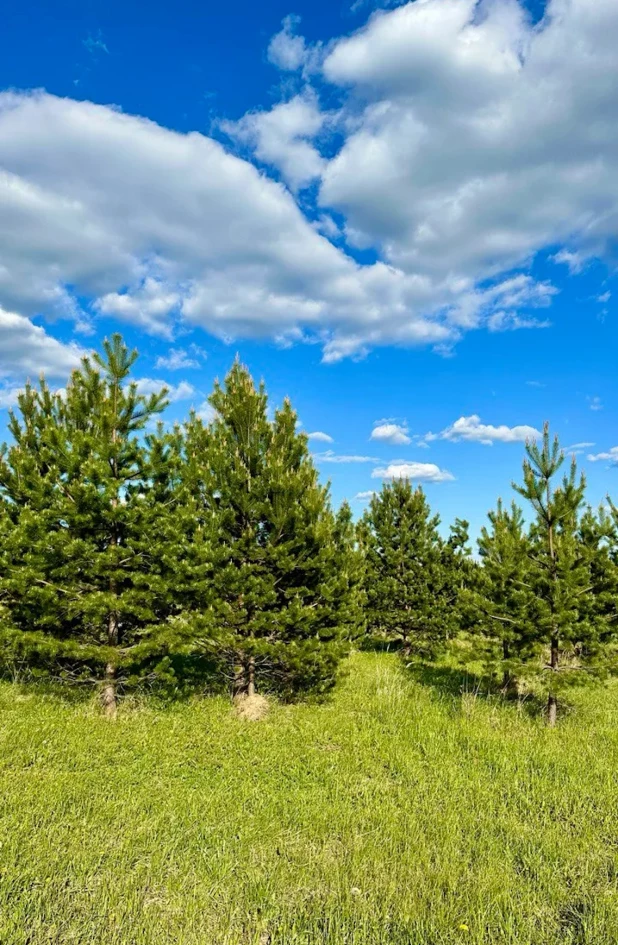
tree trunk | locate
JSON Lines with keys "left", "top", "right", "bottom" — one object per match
{"left": 102, "top": 609, "right": 119, "bottom": 718}
{"left": 106, "top": 401, "right": 120, "bottom": 720}
{"left": 102, "top": 662, "right": 117, "bottom": 719}
{"left": 545, "top": 477, "right": 559, "bottom": 728}
{"left": 233, "top": 658, "right": 246, "bottom": 698}
{"left": 547, "top": 693, "right": 558, "bottom": 727}
{"left": 547, "top": 635, "right": 559, "bottom": 727}
{"left": 247, "top": 655, "right": 256, "bottom": 698}
{"left": 501, "top": 641, "right": 511, "bottom": 691}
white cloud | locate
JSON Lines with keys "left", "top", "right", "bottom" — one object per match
{"left": 0, "top": 385, "right": 22, "bottom": 409}
{"left": 588, "top": 396, "right": 603, "bottom": 412}
{"left": 134, "top": 378, "right": 196, "bottom": 402}
{"left": 3, "top": 0, "right": 618, "bottom": 366}
{"left": 552, "top": 250, "right": 589, "bottom": 275}
{"left": 425, "top": 414, "right": 540, "bottom": 445}
{"left": 0, "top": 306, "right": 84, "bottom": 379}
{"left": 267, "top": 15, "right": 309, "bottom": 72}
{"left": 315, "top": 214, "right": 341, "bottom": 240}
{"left": 354, "top": 490, "right": 376, "bottom": 500}
{"left": 0, "top": 88, "right": 576, "bottom": 365}
{"left": 564, "top": 441, "right": 595, "bottom": 455}
{"left": 597, "top": 291, "right": 611, "bottom": 304}
{"left": 588, "top": 446, "right": 618, "bottom": 464}
{"left": 306, "top": 431, "right": 334, "bottom": 443}
{"left": 195, "top": 403, "right": 216, "bottom": 424}
{"left": 371, "top": 461, "right": 454, "bottom": 483}
{"left": 370, "top": 422, "right": 411, "bottom": 445}
{"left": 197, "top": 401, "right": 217, "bottom": 424}
{"left": 313, "top": 449, "right": 377, "bottom": 463}
{"left": 0, "top": 90, "right": 480, "bottom": 362}
{"left": 320, "top": 0, "right": 618, "bottom": 305}
{"left": 487, "top": 311, "right": 551, "bottom": 332}
{"left": 155, "top": 347, "right": 201, "bottom": 370}
{"left": 94, "top": 278, "right": 180, "bottom": 339}
{"left": 221, "top": 91, "right": 327, "bottom": 191}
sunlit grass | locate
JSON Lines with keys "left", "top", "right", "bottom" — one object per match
{"left": 2, "top": 652, "right": 618, "bottom": 944}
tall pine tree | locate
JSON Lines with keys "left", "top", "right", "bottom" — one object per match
{"left": 0, "top": 336, "right": 201, "bottom": 714}
{"left": 361, "top": 480, "right": 455, "bottom": 656}
{"left": 513, "top": 423, "right": 607, "bottom": 724}
{"left": 476, "top": 499, "right": 534, "bottom": 691}
{"left": 181, "top": 360, "right": 353, "bottom": 698}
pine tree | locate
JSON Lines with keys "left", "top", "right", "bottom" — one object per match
{"left": 332, "top": 500, "right": 367, "bottom": 645}
{"left": 0, "top": 335, "right": 201, "bottom": 714}
{"left": 581, "top": 503, "right": 618, "bottom": 643}
{"left": 513, "top": 423, "right": 604, "bottom": 725}
{"left": 442, "top": 517, "right": 477, "bottom": 635}
{"left": 476, "top": 499, "right": 534, "bottom": 691}
{"left": 361, "top": 479, "right": 452, "bottom": 656}
{"left": 182, "top": 360, "right": 352, "bottom": 698}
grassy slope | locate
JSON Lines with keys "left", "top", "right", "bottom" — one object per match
{"left": 2, "top": 653, "right": 618, "bottom": 945}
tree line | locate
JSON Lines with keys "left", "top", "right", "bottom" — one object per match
{"left": 0, "top": 335, "right": 616, "bottom": 723}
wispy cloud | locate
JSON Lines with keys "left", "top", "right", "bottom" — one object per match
{"left": 588, "top": 446, "right": 618, "bottom": 465}
{"left": 0, "top": 384, "right": 22, "bottom": 410}
{"left": 306, "top": 431, "right": 334, "bottom": 443}
{"left": 564, "top": 442, "right": 595, "bottom": 455}
{"left": 313, "top": 450, "right": 378, "bottom": 463}
{"left": 155, "top": 347, "right": 202, "bottom": 371}
{"left": 83, "top": 30, "right": 109, "bottom": 56}
{"left": 551, "top": 249, "right": 589, "bottom": 274}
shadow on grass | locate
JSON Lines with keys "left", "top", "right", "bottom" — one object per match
{"left": 357, "top": 635, "right": 406, "bottom": 654}
{"left": 404, "top": 659, "right": 548, "bottom": 720}
{"left": 0, "top": 653, "right": 228, "bottom": 708}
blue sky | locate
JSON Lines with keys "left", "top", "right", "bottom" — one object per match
{"left": 0, "top": 0, "right": 616, "bottom": 540}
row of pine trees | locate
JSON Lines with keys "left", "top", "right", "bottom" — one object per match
{"left": 362, "top": 442, "right": 618, "bottom": 725}
{"left": 1, "top": 336, "right": 617, "bottom": 723}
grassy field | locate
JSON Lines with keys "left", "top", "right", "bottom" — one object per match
{"left": 2, "top": 653, "right": 618, "bottom": 945}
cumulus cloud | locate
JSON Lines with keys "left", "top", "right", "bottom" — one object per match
{"left": 94, "top": 278, "right": 180, "bottom": 339}
{"left": 370, "top": 422, "right": 411, "bottom": 445}
{"left": 588, "top": 446, "right": 618, "bottom": 465}
{"left": 2, "top": 0, "right": 618, "bottom": 364}
{"left": 221, "top": 91, "right": 327, "bottom": 190}
{"left": 267, "top": 15, "right": 309, "bottom": 72}
{"left": 134, "top": 378, "right": 196, "bottom": 402}
{"left": 0, "top": 88, "right": 575, "bottom": 366}
{"left": 425, "top": 414, "right": 540, "bottom": 445}
{"left": 306, "top": 430, "right": 334, "bottom": 442}
{"left": 313, "top": 449, "right": 377, "bottom": 463}
{"left": 588, "top": 396, "right": 603, "bottom": 411}
{"left": 321, "top": 0, "right": 618, "bottom": 291}
{"left": 354, "top": 490, "right": 376, "bottom": 500}
{"left": 371, "top": 461, "right": 454, "bottom": 482}
{"left": 0, "top": 306, "right": 84, "bottom": 379}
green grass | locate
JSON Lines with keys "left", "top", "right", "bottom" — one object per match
{"left": 2, "top": 653, "right": 618, "bottom": 944}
